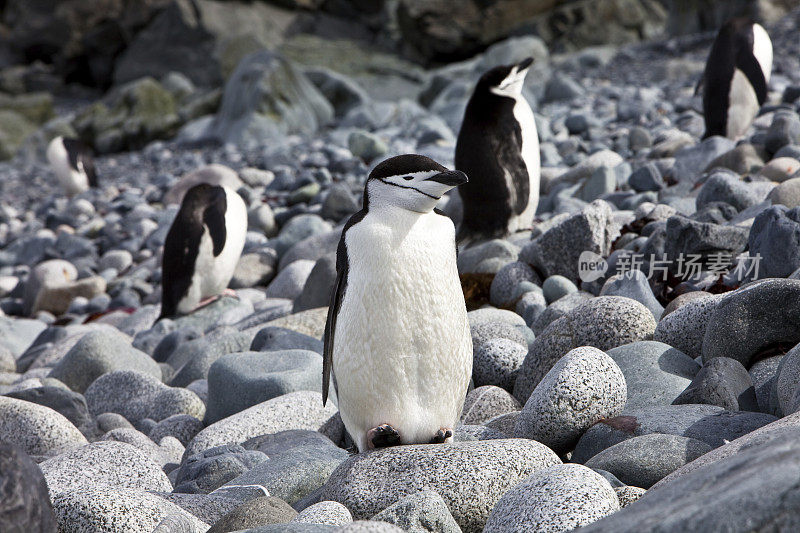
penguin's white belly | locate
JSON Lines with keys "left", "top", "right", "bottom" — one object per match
{"left": 726, "top": 68, "right": 759, "bottom": 140}
{"left": 334, "top": 209, "right": 472, "bottom": 451}
{"left": 508, "top": 97, "right": 540, "bottom": 233}
{"left": 177, "top": 192, "right": 247, "bottom": 314}
{"left": 47, "top": 141, "right": 88, "bottom": 196}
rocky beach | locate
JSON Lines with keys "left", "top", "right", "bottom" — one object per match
{"left": 2, "top": 1, "right": 800, "bottom": 532}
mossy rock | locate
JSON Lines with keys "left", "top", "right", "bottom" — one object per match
{"left": 0, "top": 109, "right": 37, "bottom": 160}
{"left": 0, "top": 92, "right": 54, "bottom": 124}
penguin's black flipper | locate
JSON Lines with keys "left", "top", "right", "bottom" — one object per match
{"left": 737, "top": 49, "right": 768, "bottom": 105}
{"left": 203, "top": 188, "right": 227, "bottom": 257}
{"left": 160, "top": 210, "right": 204, "bottom": 319}
{"left": 323, "top": 209, "right": 367, "bottom": 405}
{"left": 490, "top": 120, "right": 529, "bottom": 216}
{"left": 63, "top": 138, "right": 98, "bottom": 187}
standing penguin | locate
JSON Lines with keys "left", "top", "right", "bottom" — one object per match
{"left": 46, "top": 136, "right": 98, "bottom": 197}
{"left": 159, "top": 183, "right": 247, "bottom": 319}
{"left": 699, "top": 18, "right": 772, "bottom": 139}
{"left": 324, "top": 154, "right": 472, "bottom": 452}
{"left": 455, "top": 57, "right": 540, "bottom": 245}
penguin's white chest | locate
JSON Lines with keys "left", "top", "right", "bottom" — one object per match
{"left": 509, "top": 96, "right": 540, "bottom": 232}
{"left": 177, "top": 190, "right": 247, "bottom": 313}
{"left": 46, "top": 140, "right": 88, "bottom": 196}
{"left": 333, "top": 208, "right": 472, "bottom": 450}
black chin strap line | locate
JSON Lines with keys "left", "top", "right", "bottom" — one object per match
{"left": 378, "top": 179, "right": 440, "bottom": 201}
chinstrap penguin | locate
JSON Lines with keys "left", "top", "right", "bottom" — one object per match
{"left": 159, "top": 183, "right": 247, "bottom": 319}
{"left": 455, "top": 57, "right": 540, "bottom": 245}
{"left": 46, "top": 136, "right": 98, "bottom": 196}
{"left": 699, "top": 17, "right": 772, "bottom": 140}
{"left": 323, "top": 154, "right": 473, "bottom": 452}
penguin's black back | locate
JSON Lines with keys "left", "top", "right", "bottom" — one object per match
{"left": 456, "top": 76, "right": 528, "bottom": 242}
{"left": 62, "top": 138, "right": 98, "bottom": 187}
{"left": 160, "top": 183, "right": 227, "bottom": 318}
{"left": 702, "top": 17, "right": 768, "bottom": 139}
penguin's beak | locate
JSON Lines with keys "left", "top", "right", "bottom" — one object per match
{"left": 517, "top": 57, "right": 534, "bottom": 71}
{"left": 426, "top": 170, "right": 468, "bottom": 186}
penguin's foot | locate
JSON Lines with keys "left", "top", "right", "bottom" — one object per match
{"left": 367, "top": 424, "right": 401, "bottom": 449}
{"left": 222, "top": 288, "right": 238, "bottom": 298}
{"left": 429, "top": 428, "right": 453, "bottom": 444}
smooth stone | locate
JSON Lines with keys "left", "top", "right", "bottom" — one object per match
{"left": 40, "top": 440, "right": 171, "bottom": 496}
{"left": 584, "top": 434, "right": 712, "bottom": 488}
{"left": 370, "top": 489, "right": 461, "bottom": 533}
{"left": 580, "top": 423, "right": 800, "bottom": 532}
{"left": 541, "top": 275, "right": 577, "bottom": 304}
{"left": 231, "top": 251, "right": 277, "bottom": 289}
{"left": 572, "top": 404, "right": 777, "bottom": 463}
{"left": 483, "top": 464, "right": 618, "bottom": 532}
{"left": 606, "top": 341, "right": 700, "bottom": 409}
{"left": 5, "top": 386, "right": 96, "bottom": 438}
{"left": 489, "top": 261, "right": 540, "bottom": 307}
{"left": 457, "top": 240, "right": 519, "bottom": 274}
{"left": 461, "top": 385, "right": 521, "bottom": 426}
{"left": 293, "top": 255, "right": 337, "bottom": 313}
{"left": 185, "top": 391, "right": 337, "bottom": 458}
{"left": 293, "top": 501, "right": 352, "bottom": 526}
{"left": 320, "top": 439, "right": 561, "bottom": 533}
{"left": 696, "top": 170, "right": 766, "bottom": 212}
{"left": 265, "top": 260, "right": 315, "bottom": 300}
{"left": 664, "top": 215, "right": 749, "bottom": 262}
{"left": 673, "top": 357, "right": 758, "bottom": 412}
{"left": 264, "top": 308, "right": 328, "bottom": 339}
{"left": 149, "top": 414, "right": 204, "bottom": 446}
{"left": 205, "top": 350, "right": 323, "bottom": 424}
{"left": 670, "top": 136, "right": 735, "bottom": 184}
{"left": 174, "top": 444, "right": 268, "bottom": 494}
{"left": 749, "top": 355, "right": 782, "bottom": 414}
{"left": 654, "top": 293, "right": 723, "bottom": 359}
{"left": 776, "top": 344, "right": 800, "bottom": 415}
{"left": 0, "top": 396, "right": 87, "bottom": 456}
{"left": 99, "top": 427, "right": 183, "bottom": 466}
{"left": 514, "top": 296, "right": 657, "bottom": 403}
{"left": 702, "top": 279, "right": 800, "bottom": 366}
{"left": 0, "top": 441, "right": 57, "bottom": 532}
{"left": 250, "top": 326, "right": 323, "bottom": 354}
{"left": 52, "top": 487, "right": 208, "bottom": 533}
{"left": 473, "top": 338, "right": 527, "bottom": 391}
{"left": 169, "top": 332, "right": 255, "bottom": 388}
{"left": 514, "top": 347, "right": 627, "bottom": 454}
{"left": 207, "top": 496, "right": 297, "bottom": 533}
{"left": 759, "top": 157, "right": 800, "bottom": 182}
{"left": 615, "top": 486, "right": 647, "bottom": 508}
{"left": 531, "top": 291, "right": 592, "bottom": 335}
{"left": 220, "top": 439, "right": 349, "bottom": 505}
{"left": 48, "top": 330, "right": 161, "bottom": 393}
{"left": 768, "top": 177, "right": 800, "bottom": 208}
{"left": 85, "top": 369, "right": 205, "bottom": 423}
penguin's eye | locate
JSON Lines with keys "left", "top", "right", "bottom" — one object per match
{"left": 402, "top": 175, "right": 413, "bottom": 181}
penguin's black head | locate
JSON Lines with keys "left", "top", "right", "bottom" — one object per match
{"left": 365, "top": 154, "right": 468, "bottom": 213}
{"left": 179, "top": 183, "right": 227, "bottom": 219}
{"left": 476, "top": 57, "right": 534, "bottom": 98}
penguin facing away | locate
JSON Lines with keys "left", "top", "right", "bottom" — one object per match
{"left": 46, "top": 136, "right": 98, "bottom": 197}
{"left": 323, "top": 154, "right": 473, "bottom": 452}
{"left": 700, "top": 17, "right": 772, "bottom": 140}
{"left": 159, "top": 183, "right": 247, "bottom": 319}
{"left": 455, "top": 57, "right": 540, "bottom": 245}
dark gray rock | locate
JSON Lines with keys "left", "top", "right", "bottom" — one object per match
{"left": 572, "top": 404, "right": 777, "bottom": 463}
{"left": 220, "top": 440, "right": 348, "bottom": 505}
{"left": 293, "top": 255, "right": 337, "bottom": 313}
{"left": 765, "top": 110, "right": 800, "bottom": 155}
{"left": 654, "top": 293, "right": 723, "bottom": 359}
{"left": 628, "top": 163, "right": 664, "bottom": 192}
{"left": 583, "top": 434, "right": 712, "bottom": 488}
{"left": 702, "top": 279, "right": 800, "bottom": 366}
{"left": 531, "top": 291, "right": 592, "bottom": 335}
{"left": 169, "top": 332, "right": 254, "bottom": 388}
{"left": 174, "top": 444, "right": 268, "bottom": 494}
{"left": 0, "top": 441, "right": 57, "bottom": 532}
{"left": 600, "top": 270, "right": 663, "bottom": 321}
{"left": 747, "top": 205, "right": 800, "bottom": 278}
{"left": 606, "top": 341, "right": 700, "bottom": 409}
{"left": 749, "top": 355, "right": 782, "bottom": 414}
{"left": 148, "top": 414, "right": 204, "bottom": 447}
{"left": 457, "top": 239, "right": 519, "bottom": 274}
{"left": 541, "top": 275, "right": 577, "bottom": 304}
{"left": 250, "top": 327, "right": 323, "bottom": 354}
{"left": 156, "top": 492, "right": 240, "bottom": 526}
{"left": 664, "top": 215, "right": 749, "bottom": 264}
{"left": 579, "top": 424, "right": 800, "bottom": 532}
{"left": 489, "top": 261, "right": 540, "bottom": 308}
{"left": 696, "top": 170, "right": 765, "bottom": 212}
{"left": 670, "top": 137, "right": 735, "bottom": 183}
{"left": 673, "top": 357, "right": 758, "bottom": 411}
{"left": 152, "top": 327, "right": 203, "bottom": 363}
{"left": 205, "top": 350, "right": 323, "bottom": 424}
